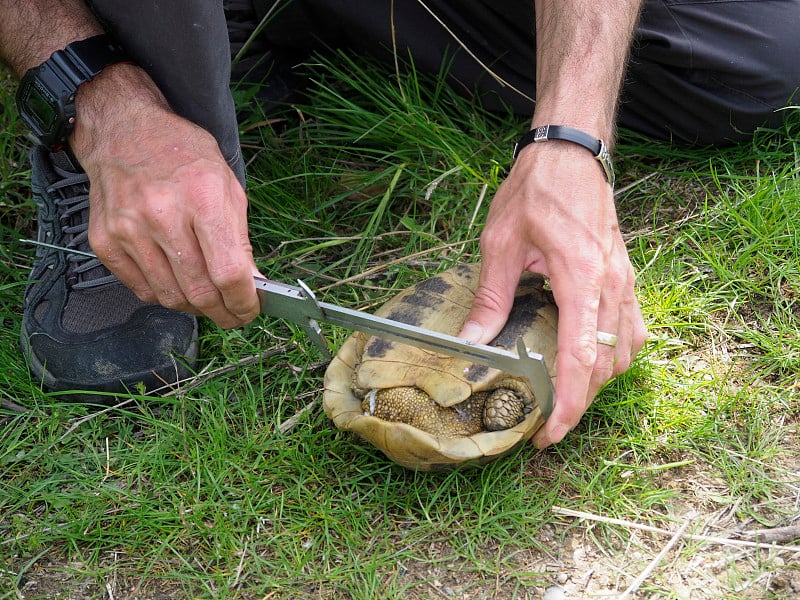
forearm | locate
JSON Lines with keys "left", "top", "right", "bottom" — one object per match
{"left": 533, "top": 0, "right": 642, "bottom": 145}
{"left": 0, "top": 0, "right": 103, "bottom": 76}
{"left": 0, "top": 0, "right": 170, "bottom": 159}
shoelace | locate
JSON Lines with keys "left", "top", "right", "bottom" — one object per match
{"left": 48, "top": 166, "right": 118, "bottom": 290}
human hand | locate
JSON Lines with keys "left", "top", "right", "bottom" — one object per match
{"left": 459, "top": 141, "right": 647, "bottom": 448}
{"left": 69, "top": 64, "right": 260, "bottom": 329}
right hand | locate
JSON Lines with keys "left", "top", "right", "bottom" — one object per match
{"left": 69, "top": 64, "right": 261, "bottom": 329}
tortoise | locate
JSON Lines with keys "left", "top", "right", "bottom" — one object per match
{"left": 322, "top": 262, "right": 558, "bottom": 471}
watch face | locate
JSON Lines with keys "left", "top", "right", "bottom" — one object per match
{"left": 17, "top": 65, "right": 73, "bottom": 148}
{"left": 21, "top": 80, "right": 58, "bottom": 133}
{"left": 17, "top": 35, "right": 129, "bottom": 149}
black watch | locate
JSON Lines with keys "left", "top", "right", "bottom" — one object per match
{"left": 16, "top": 34, "right": 131, "bottom": 149}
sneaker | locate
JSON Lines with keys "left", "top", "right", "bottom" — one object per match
{"left": 20, "top": 146, "right": 199, "bottom": 402}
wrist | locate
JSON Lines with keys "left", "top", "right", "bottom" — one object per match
{"left": 513, "top": 125, "right": 615, "bottom": 187}
{"left": 530, "top": 106, "right": 614, "bottom": 148}
{"left": 69, "top": 62, "right": 171, "bottom": 159}
{"left": 16, "top": 34, "right": 139, "bottom": 151}
{"left": 531, "top": 88, "right": 617, "bottom": 144}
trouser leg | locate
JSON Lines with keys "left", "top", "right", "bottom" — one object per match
{"left": 295, "top": 0, "right": 538, "bottom": 115}
{"left": 621, "top": 0, "right": 800, "bottom": 143}
{"left": 86, "top": 1, "right": 245, "bottom": 185}
{"left": 298, "top": 0, "right": 800, "bottom": 144}
{"left": 83, "top": 0, "right": 800, "bottom": 157}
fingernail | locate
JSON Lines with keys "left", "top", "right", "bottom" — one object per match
{"left": 554, "top": 423, "right": 571, "bottom": 442}
{"left": 532, "top": 431, "right": 549, "bottom": 450}
{"left": 459, "top": 320, "right": 485, "bottom": 344}
{"left": 547, "top": 422, "right": 570, "bottom": 445}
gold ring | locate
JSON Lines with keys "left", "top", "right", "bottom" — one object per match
{"left": 596, "top": 331, "right": 619, "bottom": 348}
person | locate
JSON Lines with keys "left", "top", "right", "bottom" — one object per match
{"left": 0, "top": 1, "right": 797, "bottom": 447}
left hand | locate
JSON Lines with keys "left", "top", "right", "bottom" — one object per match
{"left": 459, "top": 141, "right": 648, "bottom": 448}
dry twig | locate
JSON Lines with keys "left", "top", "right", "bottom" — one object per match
{"left": 738, "top": 525, "right": 800, "bottom": 545}
{"left": 552, "top": 506, "right": 800, "bottom": 553}
{"left": 278, "top": 400, "right": 318, "bottom": 434}
{"left": 617, "top": 512, "right": 697, "bottom": 599}
{"left": 1, "top": 397, "right": 30, "bottom": 413}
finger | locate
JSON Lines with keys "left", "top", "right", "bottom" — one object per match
{"left": 590, "top": 253, "right": 627, "bottom": 389}
{"left": 88, "top": 192, "right": 156, "bottom": 303}
{"left": 192, "top": 179, "right": 260, "bottom": 327}
{"left": 583, "top": 286, "right": 627, "bottom": 412}
{"left": 608, "top": 265, "right": 639, "bottom": 377}
{"left": 631, "top": 299, "right": 648, "bottom": 360}
{"left": 91, "top": 240, "right": 155, "bottom": 302}
{"left": 95, "top": 207, "right": 221, "bottom": 320}
{"left": 532, "top": 263, "right": 601, "bottom": 448}
{"left": 123, "top": 240, "right": 194, "bottom": 312}
{"left": 91, "top": 219, "right": 192, "bottom": 310}
{"left": 459, "top": 261, "right": 522, "bottom": 345}
{"left": 150, "top": 207, "right": 252, "bottom": 328}
{"left": 533, "top": 264, "right": 646, "bottom": 449}
{"left": 162, "top": 234, "right": 247, "bottom": 327}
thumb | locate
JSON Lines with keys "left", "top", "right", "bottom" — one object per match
{"left": 459, "top": 262, "right": 522, "bottom": 345}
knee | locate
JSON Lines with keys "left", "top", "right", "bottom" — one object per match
{"left": 624, "top": 0, "right": 800, "bottom": 144}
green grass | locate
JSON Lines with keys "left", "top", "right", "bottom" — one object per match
{"left": 1, "top": 51, "right": 799, "bottom": 599}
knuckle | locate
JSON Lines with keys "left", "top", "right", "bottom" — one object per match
{"left": 605, "top": 263, "right": 629, "bottom": 292}
{"left": 88, "top": 229, "right": 123, "bottom": 266}
{"left": 470, "top": 283, "right": 507, "bottom": 316}
{"left": 158, "top": 290, "right": 189, "bottom": 310}
{"left": 106, "top": 214, "right": 141, "bottom": 241}
{"left": 234, "top": 304, "right": 260, "bottom": 325}
{"left": 184, "top": 284, "right": 221, "bottom": 311}
{"left": 186, "top": 168, "right": 230, "bottom": 204}
{"left": 87, "top": 226, "right": 109, "bottom": 253}
{"left": 612, "top": 353, "right": 632, "bottom": 376}
{"left": 589, "top": 366, "right": 615, "bottom": 393}
{"left": 217, "top": 314, "right": 247, "bottom": 330}
{"left": 209, "top": 262, "right": 251, "bottom": 293}
{"left": 479, "top": 226, "right": 519, "bottom": 259}
{"left": 568, "top": 336, "right": 598, "bottom": 372}
{"left": 595, "top": 355, "right": 615, "bottom": 379}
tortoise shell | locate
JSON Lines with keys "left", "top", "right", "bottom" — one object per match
{"left": 323, "top": 262, "right": 558, "bottom": 470}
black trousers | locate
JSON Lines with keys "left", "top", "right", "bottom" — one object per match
{"left": 88, "top": 0, "right": 800, "bottom": 184}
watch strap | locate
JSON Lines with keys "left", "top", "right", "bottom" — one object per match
{"left": 48, "top": 34, "right": 132, "bottom": 88}
{"left": 16, "top": 34, "right": 132, "bottom": 149}
{"left": 513, "top": 124, "right": 615, "bottom": 187}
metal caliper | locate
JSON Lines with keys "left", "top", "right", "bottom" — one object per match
{"left": 255, "top": 276, "right": 554, "bottom": 419}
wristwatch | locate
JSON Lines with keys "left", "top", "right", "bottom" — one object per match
{"left": 16, "top": 34, "right": 131, "bottom": 149}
